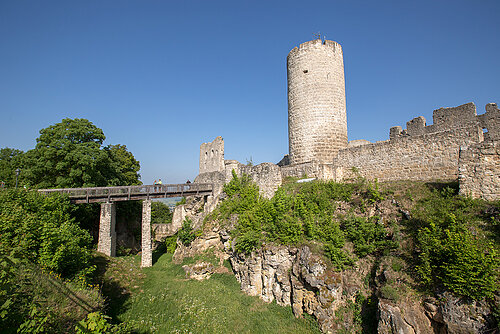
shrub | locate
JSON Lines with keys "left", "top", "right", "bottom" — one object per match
{"left": 324, "top": 244, "right": 353, "bottom": 270}
{"left": 0, "top": 189, "right": 93, "bottom": 280}
{"left": 178, "top": 218, "right": 196, "bottom": 246}
{"left": 412, "top": 186, "right": 499, "bottom": 300}
{"left": 380, "top": 285, "right": 399, "bottom": 301}
{"left": 343, "top": 216, "right": 394, "bottom": 258}
{"left": 164, "top": 235, "right": 178, "bottom": 254}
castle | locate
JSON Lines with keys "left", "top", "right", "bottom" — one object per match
{"left": 196, "top": 38, "right": 500, "bottom": 201}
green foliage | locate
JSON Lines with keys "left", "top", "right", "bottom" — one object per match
{"left": 151, "top": 201, "right": 173, "bottom": 224}
{"left": 76, "top": 312, "right": 112, "bottom": 333}
{"left": 212, "top": 173, "right": 370, "bottom": 263}
{"left": 0, "top": 148, "right": 24, "bottom": 188}
{"left": 176, "top": 197, "right": 186, "bottom": 206}
{"left": 324, "top": 244, "right": 353, "bottom": 270}
{"left": 19, "top": 118, "right": 141, "bottom": 188}
{"left": 209, "top": 172, "right": 396, "bottom": 266}
{"left": 164, "top": 235, "right": 178, "bottom": 254}
{"left": 76, "top": 311, "right": 130, "bottom": 333}
{"left": 412, "top": 186, "right": 499, "bottom": 299}
{"left": 0, "top": 254, "right": 104, "bottom": 333}
{"left": 104, "top": 144, "right": 142, "bottom": 186}
{"left": 0, "top": 189, "right": 93, "bottom": 280}
{"left": 379, "top": 285, "right": 399, "bottom": 301}
{"left": 343, "top": 216, "right": 395, "bottom": 257}
{"left": 178, "top": 218, "right": 196, "bottom": 246}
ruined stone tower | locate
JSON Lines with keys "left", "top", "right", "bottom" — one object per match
{"left": 287, "top": 39, "right": 347, "bottom": 165}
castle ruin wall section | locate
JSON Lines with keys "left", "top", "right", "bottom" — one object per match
{"left": 334, "top": 125, "right": 484, "bottom": 182}
{"left": 199, "top": 136, "right": 225, "bottom": 174}
{"left": 458, "top": 141, "right": 500, "bottom": 201}
{"left": 287, "top": 39, "right": 347, "bottom": 165}
{"left": 280, "top": 161, "right": 334, "bottom": 180}
{"left": 223, "top": 160, "right": 282, "bottom": 199}
{"left": 390, "top": 102, "right": 500, "bottom": 140}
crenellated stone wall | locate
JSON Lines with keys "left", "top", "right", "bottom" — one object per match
{"left": 196, "top": 103, "right": 499, "bottom": 201}
{"left": 334, "top": 125, "right": 484, "bottom": 182}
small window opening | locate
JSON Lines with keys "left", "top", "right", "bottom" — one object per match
{"left": 303, "top": 70, "right": 308, "bottom": 73}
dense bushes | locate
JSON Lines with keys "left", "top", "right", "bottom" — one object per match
{"left": 411, "top": 186, "right": 499, "bottom": 299}
{"left": 0, "top": 189, "right": 98, "bottom": 332}
{"left": 212, "top": 174, "right": 498, "bottom": 301}
{"left": 211, "top": 172, "right": 390, "bottom": 269}
{"left": 178, "top": 218, "right": 197, "bottom": 246}
{"left": 0, "top": 189, "right": 93, "bottom": 280}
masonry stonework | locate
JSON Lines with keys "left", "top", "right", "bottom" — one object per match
{"left": 199, "top": 136, "right": 224, "bottom": 174}
{"left": 287, "top": 39, "right": 347, "bottom": 165}
{"left": 459, "top": 141, "right": 500, "bottom": 200}
{"left": 194, "top": 39, "right": 499, "bottom": 201}
{"left": 141, "top": 200, "right": 153, "bottom": 268}
{"left": 97, "top": 202, "right": 116, "bottom": 257}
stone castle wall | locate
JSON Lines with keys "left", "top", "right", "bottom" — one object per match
{"left": 199, "top": 136, "right": 224, "bottom": 174}
{"left": 459, "top": 141, "right": 500, "bottom": 201}
{"left": 334, "top": 102, "right": 498, "bottom": 184}
{"left": 287, "top": 39, "right": 347, "bottom": 165}
{"left": 196, "top": 103, "right": 498, "bottom": 201}
{"left": 334, "top": 125, "right": 484, "bottom": 182}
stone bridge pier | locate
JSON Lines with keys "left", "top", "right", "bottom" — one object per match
{"left": 97, "top": 200, "right": 153, "bottom": 268}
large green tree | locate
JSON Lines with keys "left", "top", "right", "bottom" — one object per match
{"left": 0, "top": 148, "right": 24, "bottom": 187}
{"left": 21, "top": 118, "right": 141, "bottom": 188}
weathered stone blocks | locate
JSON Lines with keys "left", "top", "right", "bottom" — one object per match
{"left": 287, "top": 39, "right": 347, "bottom": 165}
{"left": 141, "top": 199, "right": 152, "bottom": 267}
{"left": 97, "top": 202, "right": 116, "bottom": 257}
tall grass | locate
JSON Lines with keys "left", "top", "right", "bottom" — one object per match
{"left": 116, "top": 254, "right": 320, "bottom": 333}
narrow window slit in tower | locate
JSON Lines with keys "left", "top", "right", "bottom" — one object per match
{"left": 303, "top": 70, "right": 308, "bottom": 73}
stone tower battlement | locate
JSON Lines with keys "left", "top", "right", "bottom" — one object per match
{"left": 287, "top": 38, "right": 347, "bottom": 165}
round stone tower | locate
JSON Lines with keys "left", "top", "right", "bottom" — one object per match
{"left": 287, "top": 38, "right": 347, "bottom": 165}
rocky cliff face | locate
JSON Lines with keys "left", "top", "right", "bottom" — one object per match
{"left": 171, "top": 197, "right": 498, "bottom": 333}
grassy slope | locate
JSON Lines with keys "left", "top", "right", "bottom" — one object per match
{"left": 109, "top": 254, "right": 320, "bottom": 334}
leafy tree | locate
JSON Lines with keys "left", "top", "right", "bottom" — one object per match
{"left": 151, "top": 201, "right": 173, "bottom": 224}
{"left": 0, "top": 148, "right": 24, "bottom": 187}
{"left": 105, "top": 144, "right": 141, "bottom": 186}
{"left": 21, "top": 118, "right": 140, "bottom": 188}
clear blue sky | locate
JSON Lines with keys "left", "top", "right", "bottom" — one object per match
{"left": 1, "top": 0, "right": 499, "bottom": 184}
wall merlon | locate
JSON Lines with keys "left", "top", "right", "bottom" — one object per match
{"left": 287, "top": 39, "right": 342, "bottom": 59}
{"left": 406, "top": 116, "right": 427, "bottom": 136}
{"left": 389, "top": 126, "right": 403, "bottom": 139}
{"left": 433, "top": 102, "right": 477, "bottom": 127}
{"left": 389, "top": 102, "right": 499, "bottom": 141}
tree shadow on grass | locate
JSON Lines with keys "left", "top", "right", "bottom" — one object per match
{"left": 92, "top": 254, "right": 133, "bottom": 324}
{"left": 152, "top": 242, "right": 167, "bottom": 265}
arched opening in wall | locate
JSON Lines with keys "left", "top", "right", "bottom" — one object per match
{"left": 205, "top": 151, "right": 208, "bottom": 161}
{"left": 211, "top": 149, "right": 214, "bottom": 158}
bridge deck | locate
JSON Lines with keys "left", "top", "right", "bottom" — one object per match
{"left": 38, "top": 183, "right": 213, "bottom": 203}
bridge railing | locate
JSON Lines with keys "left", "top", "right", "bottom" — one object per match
{"left": 38, "top": 183, "right": 213, "bottom": 203}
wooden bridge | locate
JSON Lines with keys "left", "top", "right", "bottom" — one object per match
{"left": 38, "top": 183, "right": 214, "bottom": 268}
{"left": 38, "top": 183, "right": 213, "bottom": 204}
